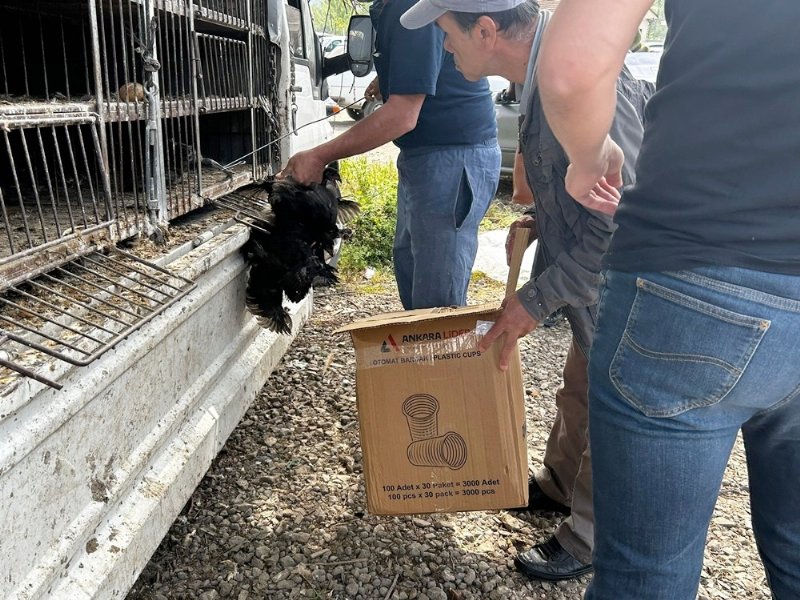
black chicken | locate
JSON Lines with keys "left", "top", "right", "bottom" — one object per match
{"left": 242, "top": 167, "right": 359, "bottom": 334}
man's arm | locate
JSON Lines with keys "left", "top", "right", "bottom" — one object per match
{"left": 537, "top": 0, "right": 653, "bottom": 213}
{"left": 280, "top": 93, "right": 425, "bottom": 185}
{"left": 480, "top": 81, "right": 646, "bottom": 370}
{"left": 479, "top": 202, "right": 616, "bottom": 370}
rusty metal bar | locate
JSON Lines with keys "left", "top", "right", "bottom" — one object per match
{"left": 105, "top": 0, "right": 128, "bottom": 238}
{"left": 0, "top": 250, "right": 196, "bottom": 385}
{"left": 187, "top": 5, "right": 203, "bottom": 199}
{"left": 19, "top": 13, "right": 30, "bottom": 98}
{"left": 61, "top": 126, "right": 90, "bottom": 230}
{"left": 2, "top": 289, "right": 117, "bottom": 340}
{"left": 49, "top": 126, "right": 78, "bottom": 234}
{"left": 247, "top": 0, "right": 256, "bottom": 179}
{"left": 18, "top": 129, "right": 49, "bottom": 244}
{"left": 27, "top": 279, "right": 133, "bottom": 327}
{"left": 60, "top": 16, "right": 72, "bottom": 101}
{"left": 122, "top": 0, "right": 144, "bottom": 232}
{"left": 89, "top": 0, "right": 110, "bottom": 196}
{"left": 82, "top": 255, "right": 173, "bottom": 299}
{"left": 216, "top": 191, "right": 269, "bottom": 220}
{"left": 35, "top": 127, "right": 63, "bottom": 238}
{"left": 37, "top": 274, "right": 138, "bottom": 323}
{"left": 175, "top": 9, "right": 191, "bottom": 213}
{"left": 3, "top": 130, "right": 34, "bottom": 249}
{"left": 48, "top": 268, "right": 144, "bottom": 318}
{"left": 1, "top": 324, "right": 89, "bottom": 358}
{"left": 76, "top": 125, "right": 102, "bottom": 224}
{"left": 37, "top": 7, "right": 50, "bottom": 100}
{"left": 0, "top": 29, "right": 8, "bottom": 96}
{"left": 0, "top": 335, "right": 62, "bottom": 390}
{"left": 82, "top": 9, "right": 93, "bottom": 99}
{"left": 0, "top": 189, "right": 15, "bottom": 255}
{"left": 72, "top": 262, "right": 162, "bottom": 306}
{"left": 0, "top": 297, "right": 107, "bottom": 347}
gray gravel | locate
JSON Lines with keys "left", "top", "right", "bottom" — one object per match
{"left": 127, "top": 282, "right": 771, "bottom": 600}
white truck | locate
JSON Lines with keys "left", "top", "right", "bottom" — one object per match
{"left": 0, "top": 1, "right": 348, "bottom": 597}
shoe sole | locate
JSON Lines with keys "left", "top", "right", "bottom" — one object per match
{"left": 513, "top": 557, "right": 593, "bottom": 582}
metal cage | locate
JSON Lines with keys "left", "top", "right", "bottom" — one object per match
{"left": 0, "top": 0, "right": 283, "bottom": 386}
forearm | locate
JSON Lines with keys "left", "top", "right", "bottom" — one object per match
{"left": 314, "top": 94, "right": 424, "bottom": 164}
{"left": 538, "top": 0, "right": 652, "bottom": 165}
{"left": 518, "top": 209, "right": 615, "bottom": 319}
{"left": 512, "top": 148, "right": 535, "bottom": 206}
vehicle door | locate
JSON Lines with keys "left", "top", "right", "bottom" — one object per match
{"left": 286, "top": 0, "right": 332, "bottom": 155}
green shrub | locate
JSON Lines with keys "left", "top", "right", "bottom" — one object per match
{"left": 335, "top": 158, "right": 521, "bottom": 277}
{"left": 480, "top": 199, "right": 524, "bottom": 231}
{"left": 337, "top": 158, "right": 398, "bottom": 276}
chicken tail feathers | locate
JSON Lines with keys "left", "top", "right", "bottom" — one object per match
{"left": 245, "top": 293, "right": 293, "bottom": 334}
{"left": 312, "top": 263, "right": 339, "bottom": 288}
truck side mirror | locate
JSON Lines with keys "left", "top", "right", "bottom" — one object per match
{"left": 347, "top": 15, "right": 375, "bottom": 78}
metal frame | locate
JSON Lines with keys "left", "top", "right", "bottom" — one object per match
{"left": 0, "top": 247, "right": 196, "bottom": 389}
{"left": 1, "top": 0, "right": 279, "bottom": 280}
{"left": 0, "top": 0, "right": 282, "bottom": 386}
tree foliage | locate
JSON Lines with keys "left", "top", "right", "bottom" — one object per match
{"left": 645, "top": 0, "right": 668, "bottom": 41}
{"left": 310, "top": 0, "right": 367, "bottom": 36}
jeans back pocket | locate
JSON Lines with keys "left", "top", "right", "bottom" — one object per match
{"left": 610, "top": 277, "right": 770, "bottom": 417}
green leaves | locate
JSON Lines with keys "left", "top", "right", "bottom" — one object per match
{"left": 337, "top": 158, "right": 398, "bottom": 276}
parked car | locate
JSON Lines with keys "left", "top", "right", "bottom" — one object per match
{"left": 490, "top": 49, "right": 663, "bottom": 174}
{"left": 325, "top": 68, "right": 382, "bottom": 120}
{"left": 320, "top": 34, "right": 346, "bottom": 58}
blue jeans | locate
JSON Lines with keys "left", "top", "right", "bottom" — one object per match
{"left": 394, "top": 140, "right": 500, "bottom": 309}
{"left": 586, "top": 267, "right": 800, "bottom": 600}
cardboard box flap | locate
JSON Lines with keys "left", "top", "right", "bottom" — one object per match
{"left": 334, "top": 302, "right": 501, "bottom": 334}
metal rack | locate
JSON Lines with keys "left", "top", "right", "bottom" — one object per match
{"left": 0, "top": 247, "right": 196, "bottom": 389}
{"left": 0, "top": 0, "right": 284, "bottom": 385}
{"left": 0, "top": 0, "right": 281, "bottom": 275}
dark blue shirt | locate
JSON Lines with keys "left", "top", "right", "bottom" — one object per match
{"left": 369, "top": 0, "right": 496, "bottom": 149}
{"left": 606, "top": 0, "right": 800, "bottom": 275}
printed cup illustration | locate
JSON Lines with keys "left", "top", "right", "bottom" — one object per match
{"left": 407, "top": 432, "right": 468, "bottom": 470}
{"left": 402, "top": 394, "right": 440, "bottom": 441}
{"left": 403, "top": 393, "right": 468, "bottom": 470}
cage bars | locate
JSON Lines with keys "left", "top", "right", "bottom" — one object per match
{"left": 0, "top": 247, "right": 195, "bottom": 389}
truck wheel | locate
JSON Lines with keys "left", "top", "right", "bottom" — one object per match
{"left": 362, "top": 100, "right": 383, "bottom": 118}
{"left": 346, "top": 107, "right": 364, "bottom": 121}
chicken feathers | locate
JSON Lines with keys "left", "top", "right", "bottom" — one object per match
{"left": 242, "top": 167, "right": 359, "bottom": 334}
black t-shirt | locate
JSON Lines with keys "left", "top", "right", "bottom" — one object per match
{"left": 606, "top": 0, "right": 800, "bottom": 275}
{"left": 369, "top": 0, "right": 497, "bottom": 149}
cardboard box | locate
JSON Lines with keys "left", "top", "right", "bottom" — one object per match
{"left": 336, "top": 303, "right": 528, "bottom": 515}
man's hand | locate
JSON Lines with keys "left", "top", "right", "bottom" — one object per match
{"left": 478, "top": 293, "right": 539, "bottom": 371}
{"left": 277, "top": 149, "right": 326, "bottom": 186}
{"left": 565, "top": 136, "right": 624, "bottom": 215}
{"left": 365, "top": 76, "right": 382, "bottom": 102}
{"left": 505, "top": 215, "right": 537, "bottom": 266}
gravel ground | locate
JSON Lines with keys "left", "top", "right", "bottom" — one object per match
{"left": 127, "top": 279, "right": 772, "bottom": 600}
{"left": 127, "top": 127, "right": 768, "bottom": 599}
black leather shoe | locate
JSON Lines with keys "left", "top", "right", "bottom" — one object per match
{"left": 514, "top": 536, "right": 593, "bottom": 581}
{"left": 509, "top": 478, "right": 571, "bottom": 515}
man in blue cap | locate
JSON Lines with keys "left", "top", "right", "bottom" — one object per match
{"left": 282, "top": 0, "right": 500, "bottom": 311}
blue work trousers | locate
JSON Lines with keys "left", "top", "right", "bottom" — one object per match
{"left": 585, "top": 266, "right": 800, "bottom": 600}
{"left": 394, "top": 140, "right": 500, "bottom": 309}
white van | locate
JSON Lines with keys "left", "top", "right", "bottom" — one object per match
{"left": 0, "top": 1, "right": 348, "bottom": 598}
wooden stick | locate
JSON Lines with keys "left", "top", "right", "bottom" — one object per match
{"left": 384, "top": 573, "right": 400, "bottom": 600}
{"left": 505, "top": 230, "right": 530, "bottom": 298}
